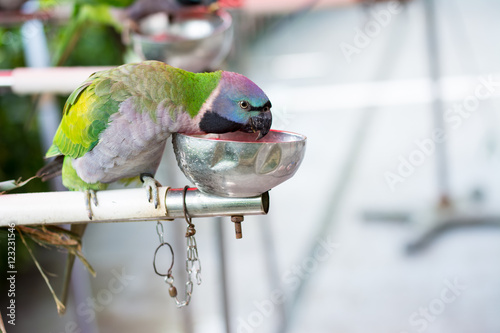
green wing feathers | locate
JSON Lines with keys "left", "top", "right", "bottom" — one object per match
{"left": 45, "top": 61, "right": 221, "bottom": 159}
{"left": 46, "top": 62, "right": 167, "bottom": 159}
{"left": 46, "top": 74, "right": 121, "bottom": 159}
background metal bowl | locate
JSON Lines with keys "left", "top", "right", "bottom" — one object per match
{"left": 172, "top": 130, "right": 307, "bottom": 198}
{"left": 130, "top": 9, "right": 233, "bottom": 72}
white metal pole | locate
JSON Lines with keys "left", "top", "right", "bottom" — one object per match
{"left": 0, "top": 67, "right": 113, "bottom": 94}
{"left": 0, "top": 187, "right": 269, "bottom": 227}
{"left": 10, "top": 67, "right": 113, "bottom": 94}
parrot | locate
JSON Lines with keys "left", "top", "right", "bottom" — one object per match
{"left": 37, "top": 60, "right": 272, "bottom": 310}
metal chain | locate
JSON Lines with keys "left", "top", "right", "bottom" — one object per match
{"left": 161, "top": 231, "right": 202, "bottom": 307}
{"left": 156, "top": 221, "right": 164, "bottom": 243}
{"left": 187, "top": 235, "right": 202, "bottom": 285}
{"left": 182, "top": 186, "right": 202, "bottom": 286}
{"left": 153, "top": 187, "right": 202, "bottom": 308}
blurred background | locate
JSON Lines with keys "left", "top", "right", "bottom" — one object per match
{"left": 1, "top": 0, "right": 500, "bottom": 332}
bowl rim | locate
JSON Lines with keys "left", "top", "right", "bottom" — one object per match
{"left": 174, "top": 129, "right": 307, "bottom": 143}
{"left": 131, "top": 9, "right": 232, "bottom": 44}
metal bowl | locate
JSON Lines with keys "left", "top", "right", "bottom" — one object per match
{"left": 172, "top": 130, "right": 307, "bottom": 198}
{"left": 130, "top": 9, "right": 233, "bottom": 72}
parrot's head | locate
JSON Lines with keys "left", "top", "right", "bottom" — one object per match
{"left": 199, "top": 71, "right": 272, "bottom": 139}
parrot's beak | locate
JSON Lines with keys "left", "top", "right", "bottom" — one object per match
{"left": 243, "top": 111, "right": 272, "bottom": 140}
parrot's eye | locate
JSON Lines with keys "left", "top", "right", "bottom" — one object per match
{"left": 263, "top": 106, "right": 270, "bottom": 112}
{"left": 239, "top": 101, "right": 250, "bottom": 110}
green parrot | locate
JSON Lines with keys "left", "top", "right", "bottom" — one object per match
{"left": 37, "top": 60, "right": 272, "bottom": 309}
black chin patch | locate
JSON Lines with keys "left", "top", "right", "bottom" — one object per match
{"left": 199, "top": 111, "right": 243, "bottom": 134}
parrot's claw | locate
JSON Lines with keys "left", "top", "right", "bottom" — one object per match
{"left": 141, "top": 174, "right": 161, "bottom": 209}
{"left": 85, "top": 189, "right": 98, "bottom": 220}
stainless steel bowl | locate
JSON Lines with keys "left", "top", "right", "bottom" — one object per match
{"left": 172, "top": 130, "right": 307, "bottom": 198}
{"left": 130, "top": 9, "right": 233, "bottom": 72}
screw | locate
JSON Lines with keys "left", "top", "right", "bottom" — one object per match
{"left": 231, "top": 215, "right": 244, "bottom": 239}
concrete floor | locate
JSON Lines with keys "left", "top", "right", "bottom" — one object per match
{"left": 8, "top": 0, "right": 500, "bottom": 332}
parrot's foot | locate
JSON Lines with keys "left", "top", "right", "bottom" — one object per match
{"left": 85, "top": 189, "right": 98, "bottom": 220}
{"left": 140, "top": 173, "right": 161, "bottom": 209}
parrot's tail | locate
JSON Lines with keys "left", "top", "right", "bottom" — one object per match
{"left": 36, "top": 155, "right": 64, "bottom": 181}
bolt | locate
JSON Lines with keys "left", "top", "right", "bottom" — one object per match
{"left": 231, "top": 215, "right": 244, "bottom": 239}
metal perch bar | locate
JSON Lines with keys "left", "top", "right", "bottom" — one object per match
{"left": 0, "top": 187, "right": 269, "bottom": 227}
